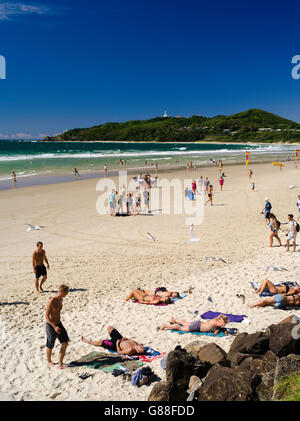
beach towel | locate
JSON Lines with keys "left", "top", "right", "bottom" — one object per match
{"left": 68, "top": 352, "right": 142, "bottom": 371}
{"left": 110, "top": 346, "right": 166, "bottom": 362}
{"left": 170, "top": 329, "right": 226, "bottom": 337}
{"left": 171, "top": 293, "right": 187, "bottom": 302}
{"left": 251, "top": 281, "right": 299, "bottom": 297}
{"left": 200, "top": 311, "right": 246, "bottom": 323}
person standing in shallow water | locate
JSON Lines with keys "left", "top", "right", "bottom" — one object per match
{"left": 45, "top": 285, "right": 70, "bottom": 369}
{"left": 12, "top": 171, "right": 17, "bottom": 188}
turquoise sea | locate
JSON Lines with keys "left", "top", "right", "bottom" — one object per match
{"left": 0, "top": 140, "right": 298, "bottom": 190}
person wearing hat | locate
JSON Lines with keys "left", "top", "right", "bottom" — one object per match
{"left": 261, "top": 197, "right": 272, "bottom": 224}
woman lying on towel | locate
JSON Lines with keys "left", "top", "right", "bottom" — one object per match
{"left": 160, "top": 314, "right": 228, "bottom": 335}
{"left": 250, "top": 292, "right": 300, "bottom": 309}
{"left": 125, "top": 289, "right": 172, "bottom": 304}
{"left": 255, "top": 279, "right": 300, "bottom": 296}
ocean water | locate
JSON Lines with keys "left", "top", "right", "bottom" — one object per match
{"left": 0, "top": 140, "right": 298, "bottom": 188}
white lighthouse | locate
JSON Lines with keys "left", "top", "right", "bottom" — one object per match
{"left": 163, "top": 110, "right": 168, "bottom": 118}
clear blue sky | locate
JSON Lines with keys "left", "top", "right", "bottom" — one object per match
{"left": 0, "top": 0, "right": 300, "bottom": 138}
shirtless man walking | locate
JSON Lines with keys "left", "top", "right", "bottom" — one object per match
{"left": 45, "top": 284, "right": 70, "bottom": 369}
{"left": 32, "top": 242, "right": 50, "bottom": 293}
{"left": 81, "top": 326, "right": 145, "bottom": 356}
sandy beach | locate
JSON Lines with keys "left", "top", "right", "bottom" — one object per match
{"left": 1, "top": 160, "right": 300, "bottom": 401}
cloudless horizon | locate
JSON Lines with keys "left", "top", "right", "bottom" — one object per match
{"left": 0, "top": 0, "right": 300, "bottom": 139}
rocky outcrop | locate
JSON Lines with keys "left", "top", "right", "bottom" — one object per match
{"left": 148, "top": 315, "right": 300, "bottom": 402}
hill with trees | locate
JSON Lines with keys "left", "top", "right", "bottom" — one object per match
{"left": 44, "top": 109, "right": 300, "bottom": 143}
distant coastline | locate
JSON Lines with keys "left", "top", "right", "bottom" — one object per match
{"left": 43, "top": 109, "right": 300, "bottom": 143}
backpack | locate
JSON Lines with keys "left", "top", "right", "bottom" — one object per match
{"left": 296, "top": 221, "right": 300, "bottom": 232}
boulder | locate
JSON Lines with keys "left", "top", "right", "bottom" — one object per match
{"left": 227, "top": 332, "right": 269, "bottom": 363}
{"left": 148, "top": 381, "right": 170, "bottom": 401}
{"left": 256, "top": 373, "right": 275, "bottom": 401}
{"left": 267, "top": 323, "right": 300, "bottom": 358}
{"left": 229, "top": 352, "right": 262, "bottom": 369}
{"left": 197, "top": 343, "right": 227, "bottom": 365}
{"left": 184, "top": 341, "right": 207, "bottom": 357}
{"left": 197, "top": 364, "right": 256, "bottom": 401}
{"left": 166, "top": 349, "right": 197, "bottom": 401}
{"left": 272, "top": 354, "right": 300, "bottom": 400}
{"left": 250, "top": 351, "right": 278, "bottom": 377}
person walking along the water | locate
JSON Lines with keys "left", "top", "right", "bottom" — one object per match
{"left": 12, "top": 171, "right": 17, "bottom": 188}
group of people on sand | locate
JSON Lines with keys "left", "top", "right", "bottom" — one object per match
{"left": 250, "top": 279, "right": 300, "bottom": 309}
{"left": 262, "top": 197, "right": 299, "bottom": 252}
{"left": 109, "top": 186, "right": 151, "bottom": 216}
{"left": 108, "top": 173, "right": 156, "bottom": 216}
{"left": 34, "top": 231, "right": 300, "bottom": 370}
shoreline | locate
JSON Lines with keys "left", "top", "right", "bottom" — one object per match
{"left": 0, "top": 156, "right": 298, "bottom": 192}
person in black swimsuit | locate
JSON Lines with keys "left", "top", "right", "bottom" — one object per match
{"left": 255, "top": 279, "right": 300, "bottom": 296}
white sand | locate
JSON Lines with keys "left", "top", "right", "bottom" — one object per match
{"left": 0, "top": 161, "right": 300, "bottom": 401}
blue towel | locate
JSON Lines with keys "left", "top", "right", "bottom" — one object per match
{"left": 170, "top": 329, "right": 226, "bottom": 337}
{"left": 171, "top": 293, "right": 187, "bottom": 302}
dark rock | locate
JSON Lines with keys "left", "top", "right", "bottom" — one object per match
{"left": 193, "top": 360, "right": 211, "bottom": 379}
{"left": 229, "top": 352, "right": 262, "bottom": 369}
{"left": 197, "top": 343, "right": 227, "bottom": 365}
{"left": 197, "top": 364, "right": 256, "bottom": 401}
{"left": 250, "top": 351, "right": 278, "bottom": 377}
{"left": 148, "top": 381, "right": 170, "bottom": 401}
{"left": 227, "top": 332, "right": 269, "bottom": 363}
{"left": 272, "top": 354, "right": 300, "bottom": 400}
{"left": 267, "top": 323, "right": 300, "bottom": 358}
{"left": 166, "top": 349, "right": 197, "bottom": 401}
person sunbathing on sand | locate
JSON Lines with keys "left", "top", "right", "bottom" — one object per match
{"left": 160, "top": 314, "right": 229, "bottom": 335}
{"left": 255, "top": 279, "right": 300, "bottom": 296}
{"left": 81, "top": 326, "right": 145, "bottom": 356}
{"left": 143, "top": 287, "right": 180, "bottom": 299}
{"left": 250, "top": 292, "right": 300, "bottom": 309}
{"left": 125, "top": 289, "right": 172, "bottom": 304}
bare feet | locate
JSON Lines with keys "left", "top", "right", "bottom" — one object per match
{"left": 81, "top": 336, "right": 91, "bottom": 344}
{"left": 48, "top": 362, "right": 55, "bottom": 367}
{"left": 170, "top": 317, "right": 176, "bottom": 324}
{"left": 58, "top": 364, "right": 68, "bottom": 370}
